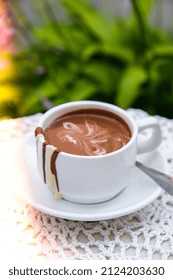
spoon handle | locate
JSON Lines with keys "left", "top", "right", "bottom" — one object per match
{"left": 136, "top": 161, "right": 173, "bottom": 195}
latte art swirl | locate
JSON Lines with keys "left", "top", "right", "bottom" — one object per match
{"left": 44, "top": 109, "right": 131, "bottom": 156}
{"left": 58, "top": 120, "right": 128, "bottom": 156}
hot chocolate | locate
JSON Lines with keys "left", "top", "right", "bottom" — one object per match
{"left": 42, "top": 108, "right": 131, "bottom": 156}
{"left": 35, "top": 101, "right": 162, "bottom": 204}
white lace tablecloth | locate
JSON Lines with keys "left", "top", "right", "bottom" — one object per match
{"left": 0, "top": 109, "right": 173, "bottom": 260}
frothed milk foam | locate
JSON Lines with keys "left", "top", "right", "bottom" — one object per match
{"left": 43, "top": 109, "right": 131, "bottom": 156}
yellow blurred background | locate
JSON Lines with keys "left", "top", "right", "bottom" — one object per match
{"left": 0, "top": 1, "right": 19, "bottom": 119}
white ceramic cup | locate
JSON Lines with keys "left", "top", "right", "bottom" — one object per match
{"left": 35, "top": 101, "right": 162, "bottom": 204}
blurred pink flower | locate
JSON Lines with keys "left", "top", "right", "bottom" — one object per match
{"left": 0, "top": 12, "right": 15, "bottom": 50}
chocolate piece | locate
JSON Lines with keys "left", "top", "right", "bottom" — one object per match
{"left": 50, "top": 149, "right": 60, "bottom": 192}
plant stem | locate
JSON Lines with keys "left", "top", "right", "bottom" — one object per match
{"left": 130, "top": 0, "right": 149, "bottom": 49}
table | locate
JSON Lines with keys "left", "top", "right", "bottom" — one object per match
{"left": 0, "top": 109, "right": 173, "bottom": 260}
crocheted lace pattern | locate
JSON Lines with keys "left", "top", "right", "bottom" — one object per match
{"left": 0, "top": 109, "right": 173, "bottom": 260}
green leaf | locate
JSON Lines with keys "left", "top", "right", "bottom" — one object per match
{"left": 116, "top": 66, "right": 148, "bottom": 108}
{"left": 129, "top": 0, "right": 154, "bottom": 49}
{"left": 146, "top": 45, "right": 173, "bottom": 60}
{"left": 136, "top": 0, "right": 154, "bottom": 18}
{"left": 82, "top": 44, "right": 134, "bottom": 64}
{"left": 19, "top": 92, "right": 42, "bottom": 115}
{"left": 36, "top": 79, "right": 57, "bottom": 98}
{"left": 102, "top": 45, "right": 134, "bottom": 64}
{"left": 130, "top": 0, "right": 154, "bottom": 22}
{"left": 68, "top": 79, "right": 97, "bottom": 101}
{"left": 83, "top": 61, "right": 120, "bottom": 93}
{"left": 61, "top": 0, "right": 113, "bottom": 42}
{"left": 34, "top": 23, "right": 93, "bottom": 55}
{"left": 34, "top": 24, "right": 65, "bottom": 47}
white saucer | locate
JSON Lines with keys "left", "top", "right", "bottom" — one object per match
{"left": 19, "top": 134, "right": 167, "bottom": 221}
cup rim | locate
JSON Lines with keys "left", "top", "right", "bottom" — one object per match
{"left": 37, "top": 100, "right": 138, "bottom": 158}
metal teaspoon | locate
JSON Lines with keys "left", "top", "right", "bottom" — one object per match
{"left": 136, "top": 161, "right": 173, "bottom": 195}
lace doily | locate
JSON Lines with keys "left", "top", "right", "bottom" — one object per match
{"left": 0, "top": 109, "right": 173, "bottom": 260}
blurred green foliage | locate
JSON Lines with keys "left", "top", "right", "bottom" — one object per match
{"left": 1, "top": 0, "right": 173, "bottom": 118}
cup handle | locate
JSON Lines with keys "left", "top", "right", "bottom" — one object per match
{"left": 136, "top": 117, "right": 162, "bottom": 154}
